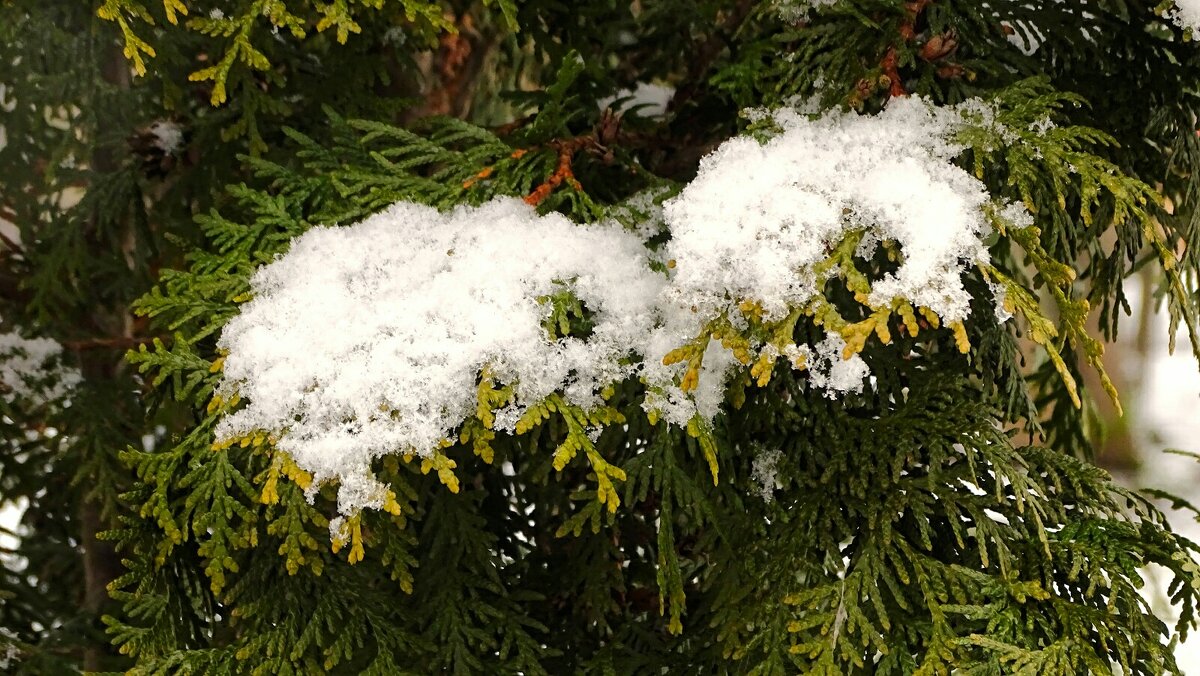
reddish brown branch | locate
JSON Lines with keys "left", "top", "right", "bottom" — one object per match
{"left": 494, "top": 115, "right": 535, "bottom": 137}
{"left": 524, "top": 136, "right": 594, "bottom": 206}
{"left": 881, "top": 0, "right": 935, "bottom": 98}
{"left": 881, "top": 48, "right": 906, "bottom": 98}
{"left": 465, "top": 136, "right": 590, "bottom": 197}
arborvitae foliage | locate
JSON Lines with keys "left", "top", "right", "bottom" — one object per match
{"left": 3, "top": 1, "right": 1200, "bottom": 674}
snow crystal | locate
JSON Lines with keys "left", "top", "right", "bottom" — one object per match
{"left": 148, "top": 120, "right": 183, "bottom": 155}
{"left": 0, "top": 325, "right": 80, "bottom": 404}
{"left": 216, "top": 198, "right": 664, "bottom": 515}
{"left": 1030, "top": 115, "right": 1056, "bottom": 135}
{"left": 1169, "top": 0, "right": 1200, "bottom": 31}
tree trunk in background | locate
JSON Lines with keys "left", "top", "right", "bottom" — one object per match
{"left": 79, "top": 43, "right": 134, "bottom": 672}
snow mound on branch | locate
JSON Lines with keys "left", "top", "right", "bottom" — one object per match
{"left": 216, "top": 199, "right": 664, "bottom": 515}
{"left": 642, "top": 97, "right": 998, "bottom": 416}
{"left": 662, "top": 96, "right": 992, "bottom": 325}
{"left": 1170, "top": 0, "right": 1200, "bottom": 31}
{"left": 0, "top": 325, "right": 80, "bottom": 403}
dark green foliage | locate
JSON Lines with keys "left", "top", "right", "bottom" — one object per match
{"left": 4, "top": 0, "right": 1200, "bottom": 674}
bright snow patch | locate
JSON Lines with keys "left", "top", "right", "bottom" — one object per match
{"left": 148, "top": 120, "right": 183, "bottom": 155}
{"left": 646, "top": 97, "right": 1002, "bottom": 415}
{"left": 662, "top": 96, "right": 993, "bottom": 326}
{"left": 216, "top": 198, "right": 664, "bottom": 515}
{"left": 0, "top": 325, "right": 80, "bottom": 403}
{"left": 1170, "top": 0, "right": 1200, "bottom": 31}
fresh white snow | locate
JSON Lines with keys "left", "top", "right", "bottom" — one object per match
{"left": 147, "top": 120, "right": 183, "bottom": 155}
{"left": 774, "top": 0, "right": 840, "bottom": 20}
{"left": 1169, "top": 0, "right": 1200, "bottom": 31}
{"left": 216, "top": 198, "right": 665, "bottom": 515}
{"left": 0, "top": 322, "right": 80, "bottom": 403}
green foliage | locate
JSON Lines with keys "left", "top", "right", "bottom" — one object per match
{"left": 5, "top": 0, "right": 1200, "bottom": 673}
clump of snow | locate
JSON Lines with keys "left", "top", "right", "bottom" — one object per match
{"left": 148, "top": 120, "right": 183, "bottom": 155}
{"left": 0, "top": 323, "right": 81, "bottom": 404}
{"left": 750, "top": 446, "right": 783, "bottom": 502}
{"left": 662, "top": 97, "right": 993, "bottom": 325}
{"left": 382, "top": 26, "right": 407, "bottom": 45}
{"left": 1169, "top": 0, "right": 1200, "bottom": 31}
{"left": 805, "top": 335, "right": 870, "bottom": 398}
{"left": 774, "top": 0, "right": 840, "bottom": 20}
{"left": 645, "top": 97, "right": 1001, "bottom": 412}
{"left": 215, "top": 198, "right": 664, "bottom": 515}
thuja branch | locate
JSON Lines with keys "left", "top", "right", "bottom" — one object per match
{"left": 524, "top": 137, "right": 590, "bottom": 205}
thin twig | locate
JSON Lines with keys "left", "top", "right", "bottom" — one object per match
{"left": 882, "top": 0, "right": 935, "bottom": 98}
{"left": 63, "top": 336, "right": 161, "bottom": 351}
{"left": 524, "top": 136, "right": 594, "bottom": 206}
